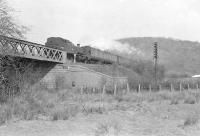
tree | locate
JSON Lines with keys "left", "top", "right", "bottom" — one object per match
{"left": 0, "top": 0, "right": 29, "bottom": 102}
{"left": 124, "top": 59, "right": 166, "bottom": 87}
{"left": 0, "top": 0, "right": 28, "bottom": 38}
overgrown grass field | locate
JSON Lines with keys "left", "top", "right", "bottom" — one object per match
{"left": 1, "top": 88, "right": 200, "bottom": 135}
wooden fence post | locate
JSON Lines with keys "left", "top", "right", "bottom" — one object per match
{"left": 170, "top": 84, "right": 173, "bottom": 92}
{"left": 92, "top": 88, "right": 95, "bottom": 94}
{"left": 127, "top": 83, "right": 130, "bottom": 94}
{"left": 159, "top": 84, "right": 162, "bottom": 91}
{"left": 102, "top": 85, "right": 106, "bottom": 96}
{"left": 179, "top": 83, "right": 182, "bottom": 92}
{"left": 73, "top": 54, "right": 76, "bottom": 63}
{"left": 149, "top": 84, "right": 151, "bottom": 93}
{"left": 80, "top": 86, "right": 83, "bottom": 94}
{"left": 114, "top": 84, "right": 117, "bottom": 95}
{"left": 138, "top": 84, "right": 141, "bottom": 93}
{"left": 196, "top": 84, "right": 199, "bottom": 92}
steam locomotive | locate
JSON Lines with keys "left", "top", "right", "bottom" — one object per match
{"left": 45, "top": 37, "right": 130, "bottom": 65}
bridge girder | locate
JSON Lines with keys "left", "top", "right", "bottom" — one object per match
{"left": 0, "top": 35, "right": 66, "bottom": 63}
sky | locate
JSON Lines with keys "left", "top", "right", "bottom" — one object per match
{"left": 8, "top": 0, "right": 200, "bottom": 47}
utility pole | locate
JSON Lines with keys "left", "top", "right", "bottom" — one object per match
{"left": 153, "top": 42, "right": 158, "bottom": 91}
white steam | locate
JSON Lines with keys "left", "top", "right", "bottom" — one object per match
{"left": 87, "top": 38, "right": 144, "bottom": 56}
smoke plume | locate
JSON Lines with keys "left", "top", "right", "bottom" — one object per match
{"left": 88, "top": 38, "right": 144, "bottom": 57}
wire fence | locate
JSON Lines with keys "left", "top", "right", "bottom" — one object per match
{"left": 79, "top": 82, "right": 200, "bottom": 95}
{"left": 128, "top": 82, "right": 200, "bottom": 93}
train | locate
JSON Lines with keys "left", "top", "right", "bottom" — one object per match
{"left": 45, "top": 37, "right": 130, "bottom": 65}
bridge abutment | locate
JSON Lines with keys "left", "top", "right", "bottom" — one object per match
{"left": 3, "top": 58, "right": 128, "bottom": 92}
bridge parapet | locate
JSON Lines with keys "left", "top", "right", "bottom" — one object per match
{"left": 0, "top": 35, "right": 66, "bottom": 63}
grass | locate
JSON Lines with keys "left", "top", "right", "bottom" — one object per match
{"left": 95, "top": 121, "right": 121, "bottom": 136}
{"left": 1, "top": 88, "right": 200, "bottom": 125}
{"left": 95, "top": 123, "right": 110, "bottom": 136}
{"left": 0, "top": 88, "right": 108, "bottom": 124}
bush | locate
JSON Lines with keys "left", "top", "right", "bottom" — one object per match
{"left": 125, "top": 59, "right": 166, "bottom": 88}
{"left": 184, "top": 96, "right": 196, "bottom": 104}
{"left": 184, "top": 115, "right": 199, "bottom": 126}
{"left": 95, "top": 121, "right": 121, "bottom": 136}
{"left": 0, "top": 105, "right": 12, "bottom": 125}
{"left": 82, "top": 105, "right": 105, "bottom": 115}
{"left": 51, "top": 108, "right": 70, "bottom": 121}
{"left": 170, "top": 98, "right": 179, "bottom": 105}
{"left": 194, "top": 93, "right": 200, "bottom": 103}
{"left": 95, "top": 123, "right": 110, "bottom": 136}
{"left": 114, "top": 95, "right": 124, "bottom": 102}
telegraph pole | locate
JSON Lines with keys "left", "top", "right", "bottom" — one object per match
{"left": 153, "top": 42, "right": 158, "bottom": 91}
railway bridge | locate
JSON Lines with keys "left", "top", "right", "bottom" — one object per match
{"left": 0, "top": 35, "right": 128, "bottom": 90}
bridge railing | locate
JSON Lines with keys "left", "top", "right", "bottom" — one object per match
{"left": 0, "top": 35, "right": 66, "bottom": 63}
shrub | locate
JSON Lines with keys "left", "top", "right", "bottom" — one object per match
{"left": 95, "top": 121, "right": 121, "bottom": 136}
{"left": 194, "top": 93, "right": 200, "bottom": 103}
{"left": 82, "top": 106, "right": 105, "bottom": 115}
{"left": 114, "top": 95, "right": 124, "bottom": 102}
{"left": 51, "top": 104, "right": 80, "bottom": 121}
{"left": 157, "top": 92, "right": 171, "bottom": 100}
{"left": 51, "top": 108, "right": 70, "bottom": 121}
{"left": 0, "top": 105, "right": 12, "bottom": 125}
{"left": 184, "top": 115, "right": 199, "bottom": 126}
{"left": 184, "top": 96, "right": 196, "bottom": 104}
{"left": 125, "top": 60, "right": 166, "bottom": 88}
{"left": 170, "top": 98, "right": 179, "bottom": 105}
{"left": 68, "top": 105, "right": 80, "bottom": 117}
{"left": 95, "top": 123, "right": 110, "bottom": 136}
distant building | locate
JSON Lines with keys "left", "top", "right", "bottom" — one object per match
{"left": 192, "top": 75, "right": 200, "bottom": 78}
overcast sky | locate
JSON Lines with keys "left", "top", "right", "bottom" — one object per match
{"left": 9, "top": 0, "right": 200, "bottom": 45}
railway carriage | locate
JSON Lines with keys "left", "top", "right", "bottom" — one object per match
{"left": 81, "top": 46, "right": 118, "bottom": 64}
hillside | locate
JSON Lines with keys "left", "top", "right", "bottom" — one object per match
{"left": 117, "top": 37, "right": 200, "bottom": 76}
